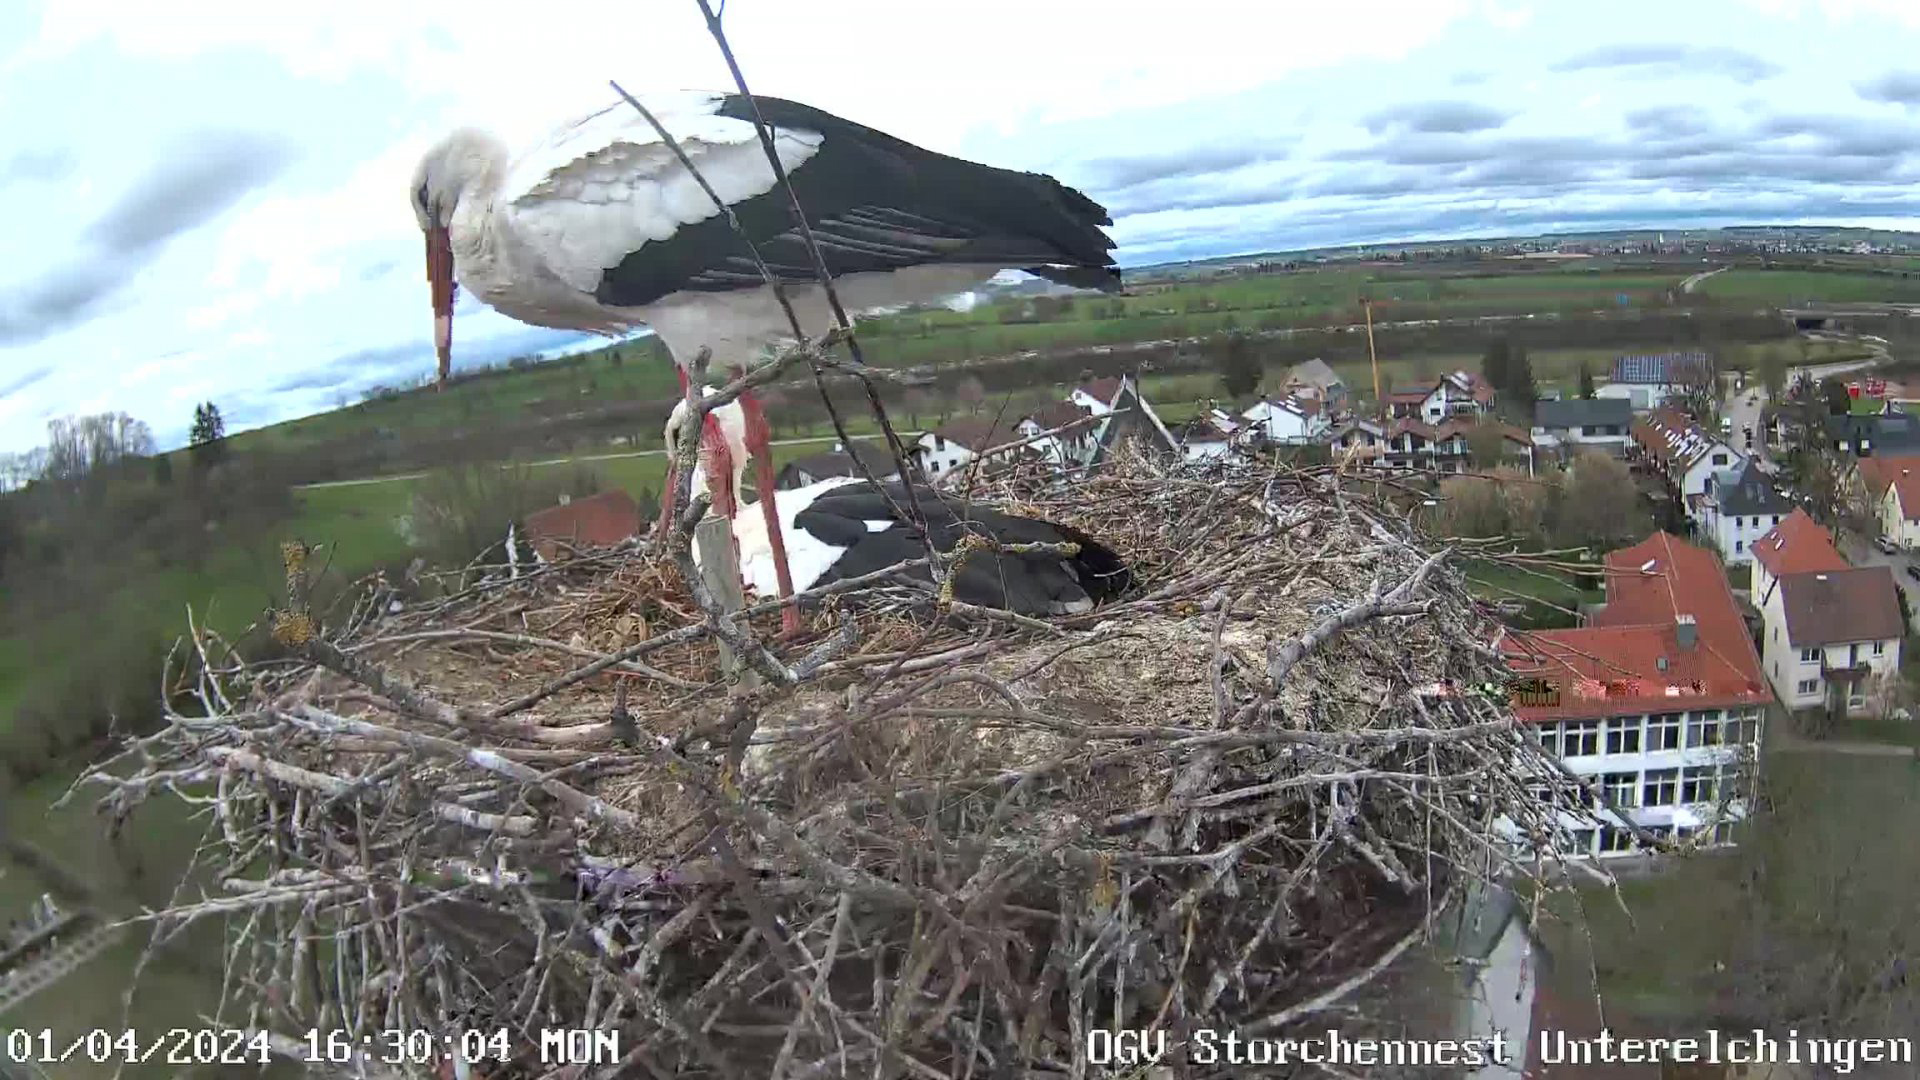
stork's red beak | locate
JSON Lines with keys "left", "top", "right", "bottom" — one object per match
{"left": 425, "top": 225, "right": 455, "bottom": 388}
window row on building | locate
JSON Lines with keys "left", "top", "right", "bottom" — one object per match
{"left": 1558, "top": 819, "right": 1739, "bottom": 858}
{"left": 1530, "top": 708, "right": 1760, "bottom": 759}
{"left": 1527, "top": 761, "right": 1744, "bottom": 811}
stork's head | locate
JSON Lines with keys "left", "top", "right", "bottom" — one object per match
{"left": 410, "top": 129, "right": 500, "bottom": 388}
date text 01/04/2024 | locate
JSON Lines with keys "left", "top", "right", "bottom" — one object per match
{"left": 4, "top": 1029, "right": 273, "bottom": 1065}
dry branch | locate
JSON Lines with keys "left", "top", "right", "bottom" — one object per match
{"left": 81, "top": 449, "right": 1577, "bottom": 1079}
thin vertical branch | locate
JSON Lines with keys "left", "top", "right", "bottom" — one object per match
{"left": 608, "top": 80, "right": 942, "bottom": 583}
{"left": 683, "top": 1, "right": 942, "bottom": 558}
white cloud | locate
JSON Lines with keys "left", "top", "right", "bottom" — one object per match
{"left": 3, "top": 0, "right": 1920, "bottom": 453}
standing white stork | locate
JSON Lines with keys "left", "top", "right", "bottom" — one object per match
{"left": 409, "top": 91, "right": 1121, "bottom": 630}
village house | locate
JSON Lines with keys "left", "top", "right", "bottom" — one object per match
{"left": 1630, "top": 408, "right": 1744, "bottom": 512}
{"left": 914, "top": 417, "right": 1015, "bottom": 482}
{"left": 1384, "top": 370, "right": 1495, "bottom": 423}
{"left": 1499, "top": 533, "right": 1770, "bottom": 859}
{"left": 1693, "top": 458, "right": 1791, "bottom": 569}
{"left": 1069, "top": 376, "right": 1126, "bottom": 416}
{"left": 1749, "top": 508, "right": 1847, "bottom": 606}
{"left": 1596, "top": 352, "right": 1712, "bottom": 412}
{"left": 1760, "top": 567, "right": 1904, "bottom": 716}
{"left": 773, "top": 440, "right": 901, "bottom": 490}
{"left": 1278, "top": 358, "right": 1348, "bottom": 414}
{"left": 1172, "top": 417, "right": 1234, "bottom": 462}
{"left": 1819, "top": 406, "right": 1920, "bottom": 458}
{"left": 917, "top": 374, "right": 1178, "bottom": 482}
{"left": 1239, "top": 395, "right": 1328, "bottom": 445}
{"left": 1751, "top": 511, "right": 1904, "bottom": 716}
{"left": 1530, "top": 397, "right": 1633, "bottom": 456}
{"left": 521, "top": 490, "right": 642, "bottom": 563}
{"left": 1385, "top": 418, "right": 1533, "bottom": 474}
{"left": 1015, "top": 400, "right": 1101, "bottom": 468}
{"left": 1850, "top": 454, "right": 1920, "bottom": 547}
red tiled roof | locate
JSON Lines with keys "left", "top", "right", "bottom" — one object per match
{"left": 1890, "top": 465, "right": 1920, "bottom": 522}
{"left": 1025, "top": 399, "right": 1088, "bottom": 430}
{"left": 1750, "top": 508, "right": 1847, "bottom": 578}
{"left": 522, "top": 490, "right": 641, "bottom": 560}
{"left": 1502, "top": 532, "right": 1770, "bottom": 721}
{"left": 1076, "top": 377, "right": 1123, "bottom": 406}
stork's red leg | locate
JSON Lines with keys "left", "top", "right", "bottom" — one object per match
{"left": 655, "top": 363, "right": 697, "bottom": 543}
{"left": 733, "top": 366, "right": 801, "bottom": 636}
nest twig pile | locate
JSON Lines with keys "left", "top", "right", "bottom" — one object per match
{"left": 84, "top": 447, "right": 1560, "bottom": 1079}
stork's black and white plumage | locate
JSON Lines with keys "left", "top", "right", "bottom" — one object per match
{"left": 408, "top": 90, "right": 1119, "bottom": 382}
{"left": 723, "top": 477, "right": 1132, "bottom": 616}
{"left": 409, "top": 90, "right": 1120, "bottom": 630}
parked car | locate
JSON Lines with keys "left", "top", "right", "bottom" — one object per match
{"left": 1906, "top": 564, "right": 1920, "bottom": 584}
{"left": 1877, "top": 535, "right": 1900, "bottom": 555}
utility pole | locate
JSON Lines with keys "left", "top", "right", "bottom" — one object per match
{"left": 1364, "top": 298, "right": 1384, "bottom": 420}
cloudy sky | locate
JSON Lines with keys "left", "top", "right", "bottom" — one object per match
{"left": 3, "top": 0, "right": 1920, "bottom": 452}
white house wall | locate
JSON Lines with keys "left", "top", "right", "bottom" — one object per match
{"left": 1519, "top": 706, "right": 1763, "bottom": 858}
{"left": 1759, "top": 584, "right": 1901, "bottom": 712}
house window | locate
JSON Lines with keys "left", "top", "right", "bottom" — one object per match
{"left": 1799, "top": 647, "right": 1819, "bottom": 664}
{"left": 1874, "top": 641, "right": 1887, "bottom": 656}
{"left": 1687, "top": 711, "right": 1723, "bottom": 748}
{"left": 1681, "top": 765, "right": 1719, "bottom": 804}
{"left": 1562, "top": 720, "right": 1600, "bottom": 757}
{"left": 1598, "top": 826, "right": 1635, "bottom": 854}
{"left": 1642, "top": 768, "right": 1679, "bottom": 807}
{"left": 1563, "top": 828, "right": 1596, "bottom": 857}
{"left": 1602, "top": 771, "right": 1638, "bottom": 808}
{"left": 1646, "top": 713, "right": 1681, "bottom": 751}
{"left": 1735, "top": 540, "right": 1744, "bottom": 553}
{"left": 1712, "top": 452, "right": 1729, "bottom": 465}
{"left": 1772, "top": 515, "right": 1781, "bottom": 524}
{"left": 1796, "top": 678, "right": 1819, "bottom": 695}
{"left": 1605, "top": 719, "right": 1641, "bottom": 755}
{"left": 1535, "top": 722, "right": 1562, "bottom": 756}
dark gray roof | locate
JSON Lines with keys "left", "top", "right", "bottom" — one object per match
{"left": 1534, "top": 397, "right": 1632, "bottom": 429}
{"left": 1715, "top": 459, "right": 1791, "bottom": 516}
{"left": 775, "top": 441, "right": 901, "bottom": 487}
{"left": 1822, "top": 409, "right": 1920, "bottom": 456}
{"left": 1610, "top": 352, "right": 1711, "bottom": 385}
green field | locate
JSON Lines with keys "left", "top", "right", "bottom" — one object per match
{"left": 1537, "top": 748, "right": 1920, "bottom": 1027}
{"left": 1697, "top": 268, "right": 1920, "bottom": 305}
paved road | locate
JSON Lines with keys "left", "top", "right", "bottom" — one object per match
{"left": 1719, "top": 340, "right": 1894, "bottom": 474}
{"left": 1679, "top": 265, "right": 1729, "bottom": 293}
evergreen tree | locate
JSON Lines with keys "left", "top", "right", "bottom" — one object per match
{"left": 1481, "top": 338, "right": 1513, "bottom": 396}
{"left": 1577, "top": 361, "right": 1596, "bottom": 400}
{"left": 189, "top": 401, "right": 226, "bottom": 469}
{"left": 1214, "top": 332, "right": 1263, "bottom": 399}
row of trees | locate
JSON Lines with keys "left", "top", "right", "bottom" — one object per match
{"left": 1433, "top": 452, "right": 1647, "bottom": 552}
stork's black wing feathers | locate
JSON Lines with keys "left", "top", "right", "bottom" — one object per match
{"left": 594, "top": 95, "right": 1120, "bottom": 308}
{"left": 791, "top": 482, "right": 1131, "bottom": 616}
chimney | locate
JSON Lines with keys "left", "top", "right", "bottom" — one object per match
{"left": 1676, "top": 613, "right": 1698, "bottom": 650}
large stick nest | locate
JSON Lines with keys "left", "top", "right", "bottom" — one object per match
{"left": 87, "top": 449, "right": 1559, "bottom": 1079}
